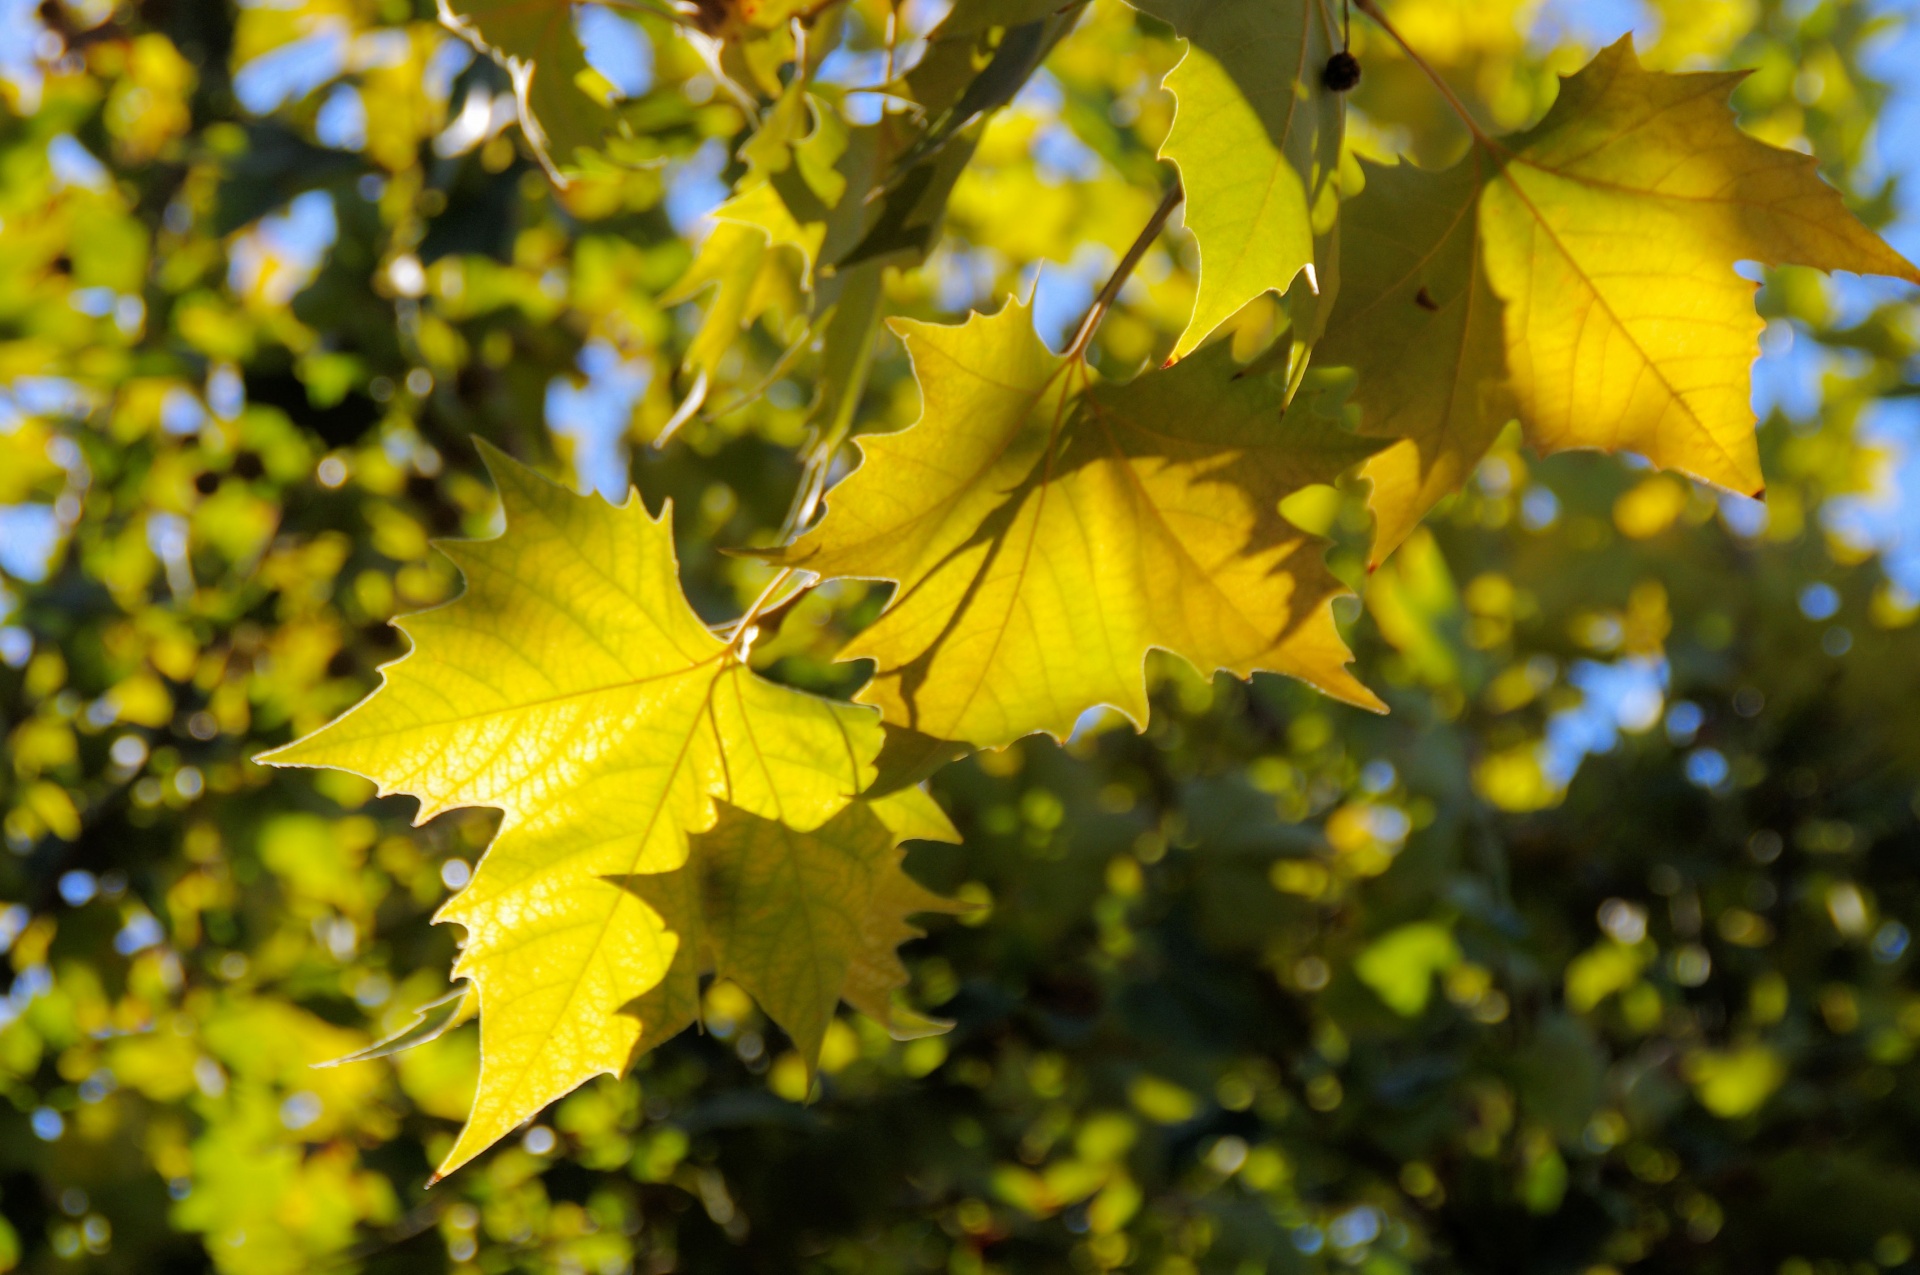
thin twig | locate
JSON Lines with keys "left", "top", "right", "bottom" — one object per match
{"left": 883, "top": 0, "right": 900, "bottom": 84}
{"left": 1064, "top": 179, "right": 1183, "bottom": 361}
{"left": 1351, "top": 0, "right": 1487, "bottom": 141}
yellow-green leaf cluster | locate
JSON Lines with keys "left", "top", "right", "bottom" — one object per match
{"left": 1320, "top": 39, "right": 1920, "bottom": 562}
{"left": 251, "top": 11, "right": 1920, "bottom": 1199}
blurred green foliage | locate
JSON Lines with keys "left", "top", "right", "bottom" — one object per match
{"left": 2, "top": 0, "right": 1919, "bottom": 1271}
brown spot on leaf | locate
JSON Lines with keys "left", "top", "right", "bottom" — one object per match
{"left": 1415, "top": 287, "right": 1440, "bottom": 312}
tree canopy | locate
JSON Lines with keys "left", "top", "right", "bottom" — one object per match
{"left": 3, "top": 0, "right": 1920, "bottom": 1272}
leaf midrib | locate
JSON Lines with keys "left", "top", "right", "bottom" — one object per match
{"left": 458, "top": 659, "right": 727, "bottom": 1146}
{"left": 933, "top": 354, "right": 1091, "bottom": 736}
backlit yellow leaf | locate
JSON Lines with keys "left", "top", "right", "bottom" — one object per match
{"left": 1136, "top": 0, "right": 1342, "bottom": 359}
{"left": 260, "top": 445, "right": 880, "bottom": 1176}
{"left": 1355, "top": 921, "right": 1461, "bottom": 1016}
{"left": 1613, "top": 475, "right": 1690, "bottom": 539}
{"left": 1323, "top": 39, "right": 1920, "bottom": 564}
{"left": 1318, "top": 154, "right": 1507, "bottom": 563}
{"left": 1564, "top": 940, "right": 1652, "bottom": 1013}
{"left": 1473, "top": 743, "right": 1561, "bottom": 812}
{"left": 1128, "top": 1074, "right": 1199, "bottom": 1124}
{"left": 772, "top": 302, "right": 1383, "bottom": 748}
{"left": 1686, "top": 1042, "right": 1785, "bottom": 1118}
{"left": 661, "top": 220, "right": 798, "bottom": 387}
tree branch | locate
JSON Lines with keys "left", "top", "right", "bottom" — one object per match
{"left": 1065, "top": 178, "right": 1184, "bottom": 361}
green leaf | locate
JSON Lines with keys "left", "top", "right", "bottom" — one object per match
{"left": 1133, "top": 0, "right": 1342, "bottom": 360}
{"left": 916, "top": 16, "right": 1066, "bottom": 151}
{"left": 439, "top": 0, "right": 613, "bottom": 182}
{"left": 673, "top": 112, "right": 895, "bottom": 434}
{"left": 772, "top": 302, "right": 1384, "bottom": 748}
{"left": 1354, "top": 921, "right": 1460, "bottom": 1017}
{"left": 903, "top": 0, "right": 1060, "bottom": 111}
{"left": 260, "top": 444, "right": 881, "bottom": 1176}
{"left": 865, "top": 5, "right": 1083, "bottom": 271}
{"left": 1322, "top": 39, "right": 1920, "bottom": 563}
{"left": 838, "top": 131, "right": 981, "bottom": 269}
{"left": 845, "top": 788, "right": 969, "bottom": 1039}
{"left": 717, "top": 86, "right": 853, "bottom": 285}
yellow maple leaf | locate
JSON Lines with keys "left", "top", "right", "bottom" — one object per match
{"left": 259, "top": 444, "right": 881, "bottom": 1177}
{"left": 770, "top": 301, "right": 1384, "bottom": 748}
{"left": 1138, "top": 0, "right": 1344, "bottom": 360}
{"left": 1320, "top": 39, "right": 1920, "bottom": 564}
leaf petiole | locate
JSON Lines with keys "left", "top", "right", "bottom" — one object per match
{"left": 724, "top": 566, "right": 819, "bottom": 650}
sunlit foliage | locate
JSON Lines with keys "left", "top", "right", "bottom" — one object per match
{"left": 2, "top": 0, "right": 1919, "bottom": 1271}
